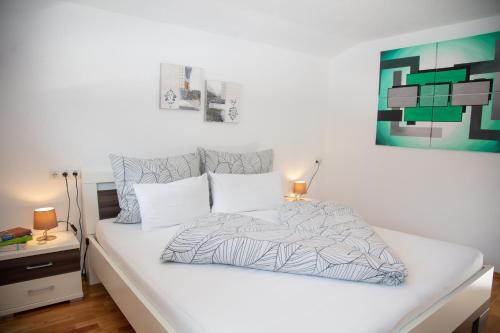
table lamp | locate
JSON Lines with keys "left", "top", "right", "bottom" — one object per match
{"left": 293, "top": 180, "right": 307, "bottom": 199}
{"left": 33, "top": 207, "right": 58, "bottom": 241}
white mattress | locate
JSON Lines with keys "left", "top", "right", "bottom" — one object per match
{"left": 95, "top": 211, "right": 483, "bottom": 333}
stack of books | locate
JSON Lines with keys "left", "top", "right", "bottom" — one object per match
{"left": 0, "top": 227, "right": 33, "bottom": 252}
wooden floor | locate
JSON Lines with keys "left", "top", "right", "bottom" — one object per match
{"left": 1, "top": 273, "right": 499, "bottom": 332}
{"left": 485, "top": 272, "right": 500, "bottom": 333}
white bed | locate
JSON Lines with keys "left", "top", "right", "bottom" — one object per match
{"left": 83, "top": 173, "right": 493, "bottom": 333}
{"left": 95, "top": 210, "right": 483, "bottom": 333}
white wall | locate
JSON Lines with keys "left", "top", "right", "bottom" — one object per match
{"left": 1, "top": 0, "right": 498, "bottom": 273}
{"left": 322, "top": 16, "right": 500, "bottom": 271}
{"left": 0, "top": 1, "right": 328, "bottom": 231}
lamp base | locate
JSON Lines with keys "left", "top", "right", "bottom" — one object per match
{"left": 36, "top": 230, "right": 57, "bottom": 242}
{"left": 286, "top": 195, "right": 308, "bottom": 202}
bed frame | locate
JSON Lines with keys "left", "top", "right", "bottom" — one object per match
{"left": 82, "top": 172, "right": 494, "bottom": 333}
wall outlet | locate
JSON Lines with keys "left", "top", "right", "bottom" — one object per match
{"left": 49, "top": 169, "right": 81, "bottom": 179}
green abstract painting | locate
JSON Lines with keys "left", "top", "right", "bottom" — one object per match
{"left": 376, "top": 31, "right": 500, "bottom": 153}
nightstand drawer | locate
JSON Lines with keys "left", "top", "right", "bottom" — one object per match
{"left": 0, "top": 271, "right": 83, "bottom": 316}
{"left": 0, "top": 249, "right": 80, "bottom": 286}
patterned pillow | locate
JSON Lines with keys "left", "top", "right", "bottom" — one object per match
{"left": 109, "top": 153, "right": 200, "bottom": 224}
{"left": 198, "top": 148, "right": 273, "bottom": 174}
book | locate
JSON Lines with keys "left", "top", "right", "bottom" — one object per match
{"left": 0, "top": 227, "right": 32, "bottom": 241}
{"left": 0, "top": 235, "right": 33, "bottom": 247}
{"left": 0, "top": 243, "right": 27, "bottom": 252}
{"left": 1, "top": 234, "right": 15, "bottom": 241}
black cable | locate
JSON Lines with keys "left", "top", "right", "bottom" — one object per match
{"left": 58, "top": 220, "right": 77, "bottom": 234}
{"left": 63, "top": 173, "right": 70, "bottom": 231}
{"left": 82, "top": 238, "right": 89, "bottom": 277}
{"left": 74, "top": 172, "right": 84, "bottom": 271}
{"left": 306, "top": 161, "right": 321, "bottom": 192}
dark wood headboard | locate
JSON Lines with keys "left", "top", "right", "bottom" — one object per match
{"left": 97, "top": 188, "right": 120, "bottom": 220}
{"left": 83, "top": 173, "right": 122, "bottom": 236}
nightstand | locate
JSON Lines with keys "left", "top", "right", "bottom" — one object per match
{"left": 0, "top": 230, "right": 83, "bottom": 317}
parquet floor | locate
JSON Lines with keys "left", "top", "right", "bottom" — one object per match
{"left": 485, "top": 272, "right": 500, "bottom": 333}
{"left": 1, "top": 273, "right": 499, "bottom": 332}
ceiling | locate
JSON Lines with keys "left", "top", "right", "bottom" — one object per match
{"left": 65, "top": 0, "right": 500, "bottom": 57}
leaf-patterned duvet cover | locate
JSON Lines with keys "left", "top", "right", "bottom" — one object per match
{"left": 160, "top": 201, "right": 408, "bottom": 285}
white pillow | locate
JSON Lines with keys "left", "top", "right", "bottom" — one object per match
{"left": 209, "top": 171, "right": 283, "bottom": 213}
{"left": 134, "top": 174, "right": 210, "bottom": 231}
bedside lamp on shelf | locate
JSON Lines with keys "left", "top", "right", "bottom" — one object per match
{"left": 288, "top": 159, "right": 321, "bottom": 202}
{"left": 33, "top": 207, "right": 58, "bottom": 241}
{"left": 292, "top": 180, "right": 307, "bottom": 200}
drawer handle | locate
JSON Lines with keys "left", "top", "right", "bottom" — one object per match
{"left": 26, "top": 262, "right": 53, "bottom": 270}
{"left": 28, "top": 285, "right": 55, "bottom": 294}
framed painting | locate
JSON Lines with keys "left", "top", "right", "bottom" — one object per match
{"left": 160, "top": 64, "right": 203, "bottom": 111}
{"left": 205, "top": 80, "right": 241, "bottom": 123}
{"left": 376, "top": 31, "right": 500, "bottom": 152}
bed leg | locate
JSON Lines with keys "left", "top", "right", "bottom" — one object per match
{"left": 471, "top": 308, "right": 489, "bottom": 333}
{"left": 87, "top": 263, "right": 100, "bottom": 285}
{"left": 453, "top": 303, "right": 489, "bottom": 333}
{"left": 86, "top": 243, "right": 101, "bottom": 285}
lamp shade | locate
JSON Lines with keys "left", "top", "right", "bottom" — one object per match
{"left": 33, "top": 207, "right": 57, "bottom": 230}
{"left": 293, "top": 181, "right": 307, "bottom": 195}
